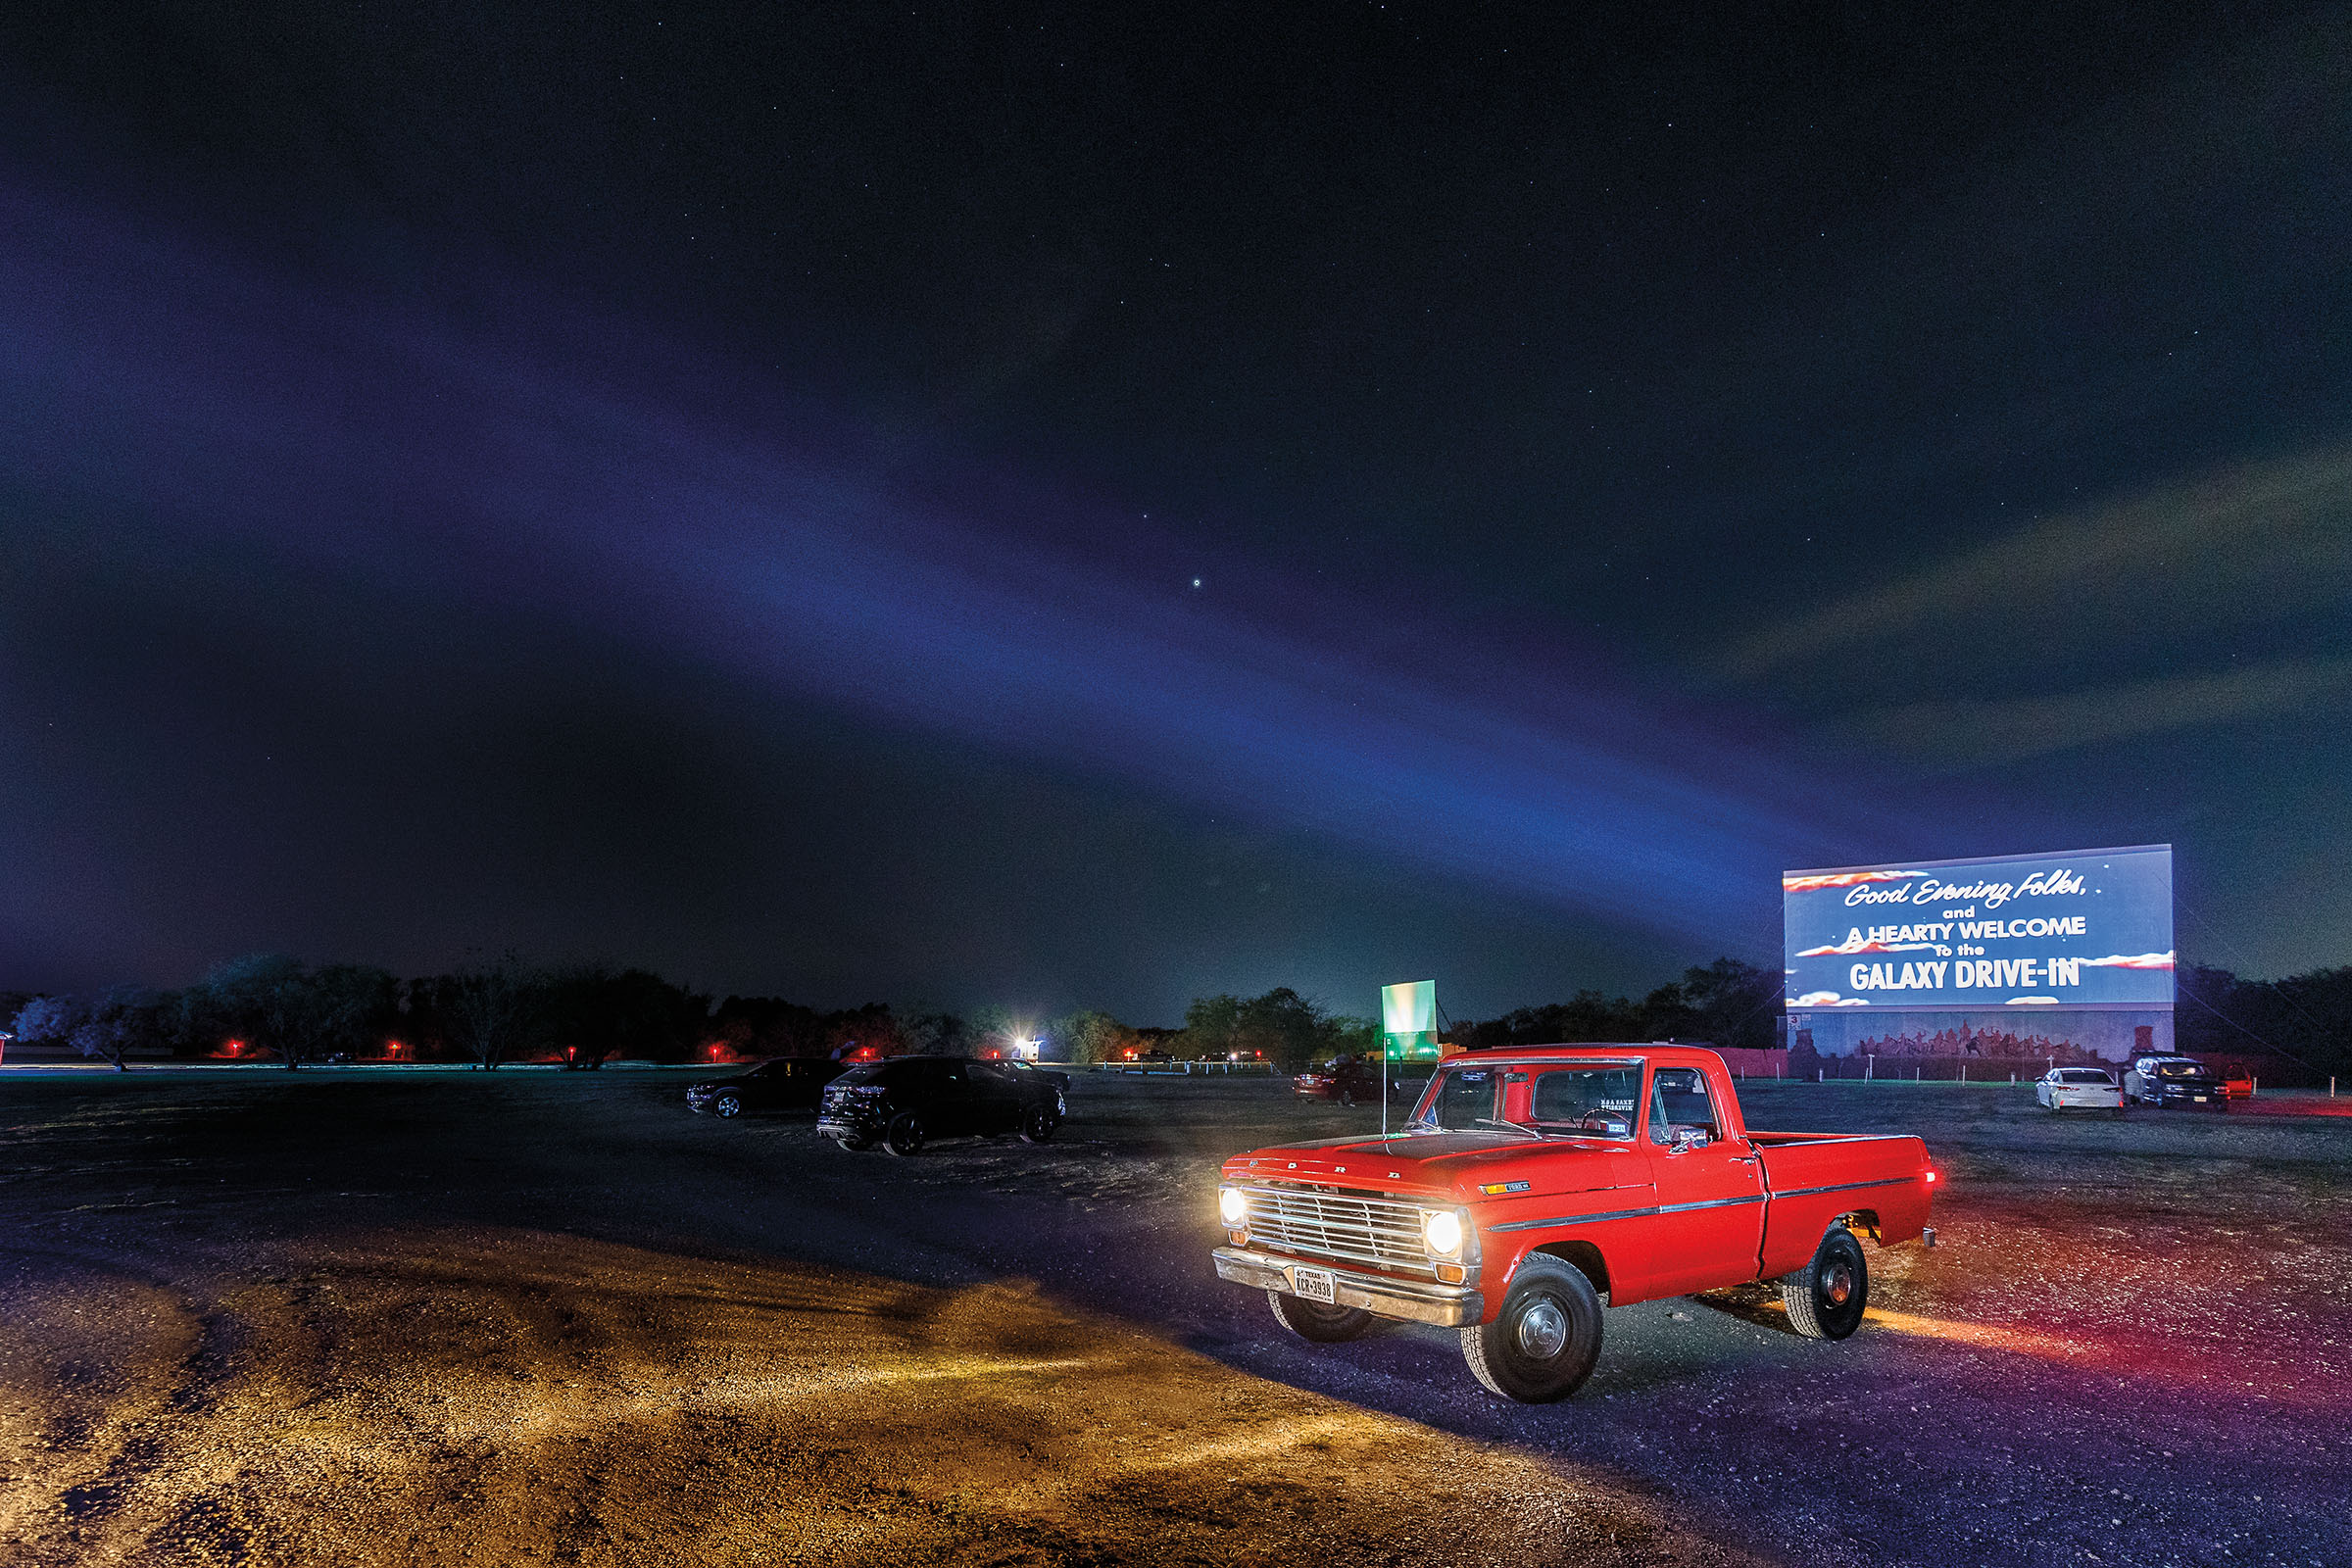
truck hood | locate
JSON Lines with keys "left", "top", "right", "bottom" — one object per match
{"left": 1223, "top": 1130, "right": 1649, "bottom": 1203}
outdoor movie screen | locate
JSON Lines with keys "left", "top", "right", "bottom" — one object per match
{"left": 1784, "top": 844, "right": 2173, "bottom": 1012}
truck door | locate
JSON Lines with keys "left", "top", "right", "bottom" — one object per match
{"left": 1639, "top": 1063, "right": 1767, "bottom": 1298}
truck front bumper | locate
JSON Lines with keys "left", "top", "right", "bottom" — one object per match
{"left": 1212, "top": 1246, "right": 1484, "bottom": 1328}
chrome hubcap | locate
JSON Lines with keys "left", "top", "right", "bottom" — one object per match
{"left": 1517, "top": 1299, "right": 1568, "bottom": 1359}
{"left": 1824, "top": 1262, "right": 1853, "bottom": 1306}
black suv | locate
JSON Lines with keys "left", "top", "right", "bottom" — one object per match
{"left": 686, "top": 1056, "right": 846, "bottom": 1118}
{"left": 818, "top": 1056, "right": 1070, "bottom": 1154}
{"left": 2123, "top": 1054, "right": 2224, "bottom": 1109}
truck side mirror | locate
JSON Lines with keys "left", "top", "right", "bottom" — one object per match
{"left": 1669, "top": 1127, "right": 1708, "bottom": 1154}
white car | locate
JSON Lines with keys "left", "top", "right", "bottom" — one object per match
{"left": 2035, "top": 1066, "right": 2125, "bottom": 1114}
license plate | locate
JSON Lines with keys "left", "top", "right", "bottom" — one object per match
{"left": 1291, "top": 1266, "right": 1337, "bottom": 1304}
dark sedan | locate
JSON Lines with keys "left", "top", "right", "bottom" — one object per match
{"left": 818, "top": 1055, "right": 1069, "bottom": 1154}
{"left": 686, "top": 1056, "right": 846, "bottom": 1118}
{"left": 1292, "top": 1054, "right": 1379, "bottom": 1105}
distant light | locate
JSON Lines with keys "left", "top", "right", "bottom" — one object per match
{"left": 1191, "top": 578, "right": 1201, "bottom": 588}
{"left": 1925, "top": 1170, "right": 1938, "bottom": 1184}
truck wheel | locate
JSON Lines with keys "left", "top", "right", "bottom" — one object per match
{"left": 1460, "top": 1256, "right": 1603, "bottom": 1402}
{"left": 1018, "top": 1104, "right": 1059, "bottom": 1143}
{"left": 1338, "top": 1088, "right": 1356, "bottom": 1107}
{"left": 883, "top": 1112, "right": 927, "bottom": 1156}
{"left": 1782, "top": 1226, "right": 1869, "bottom": 1340}
{"left": 1267, "top": 1290, "right": 1372, "bottom": 1343}
{"left": 713, "top": 1093, "right": 743, "bottom": 1118}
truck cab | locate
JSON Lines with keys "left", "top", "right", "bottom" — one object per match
{"left": 1212, "top": 1045, "right": 1936, "bottom": 1401}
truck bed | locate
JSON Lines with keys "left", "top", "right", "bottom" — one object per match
{"left": 1749, "top": 1130, "right": 1934, "bottom": 1278}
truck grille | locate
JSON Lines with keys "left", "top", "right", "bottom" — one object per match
{"left": 1237, "top": 1185, "right": 1433, "bottom": 1276}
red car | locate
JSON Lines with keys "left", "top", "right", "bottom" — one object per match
{"left": 1215, "top": 1044, "right": 1936, "bottom": 1402}
{"left": 2221, "top": 1065, "right": 2254, "bottom": 1101}
{"left": 1292, "top": 1055, "right": 1378, "bottom": 1106}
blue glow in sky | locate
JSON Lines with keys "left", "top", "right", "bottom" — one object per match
{"left": 3, "top": 4, "right": 2345, "bottom": 1012}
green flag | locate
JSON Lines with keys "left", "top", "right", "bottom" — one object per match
{"left": 1380, "top": 980, "right": 1439, "bottom": 1060}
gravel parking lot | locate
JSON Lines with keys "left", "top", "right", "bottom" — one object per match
{"left": 2, "top": 1065, "right": 2346, "bottom": 1566}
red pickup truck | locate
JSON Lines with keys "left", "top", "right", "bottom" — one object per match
{"left": 1212, "top": 1044, "right": 1936, "bottom": 1401}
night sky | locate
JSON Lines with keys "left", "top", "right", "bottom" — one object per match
{"left": 3, "top": 3, "right": 2346, "bottom": 1022}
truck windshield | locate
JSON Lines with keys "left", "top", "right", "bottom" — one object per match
{"left": 1417, "top": 1067, "right": 1499, "bottom": 1129}
{"left": 1530, "top": 1066, "right": 1642, "bottom": 1138}
{"left": 2157, "top": 1061, "right": 2211, "bottom": 1078}
{"left": 1413, "top": 1062, "right": 1642, "bottom": 1137}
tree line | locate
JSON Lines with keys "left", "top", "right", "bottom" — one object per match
{"left": 1441, "top": 958, "right": 1786, "bottom": 1054}
{"left": 1, "top": 955, "right": 893, "bottom": 1072}
{"left": 2177, "top": 962, "right": 2352, "bottom": 1075}
{"left": 13, "top": 951, "right": 2335, "bottom": 1076}
{"left": 0, "top": 956, "right": 1367, "bottom": 1071}
{"left": 0, "top": 954, "right": 1878, "bottom": 1075}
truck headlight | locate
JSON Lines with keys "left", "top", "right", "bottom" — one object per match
{"left": 1218, "top": 1187, "right": 1249, "bottom": 1227}
{"left": 1423, "top": 1209, "right": 1465, "bottom": 1257}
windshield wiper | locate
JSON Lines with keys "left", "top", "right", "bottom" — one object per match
{"left": 1475, "top": 1116, "right": 1545, "bottom": 1139}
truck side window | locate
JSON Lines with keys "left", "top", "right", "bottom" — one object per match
{"left": 1648, "top": 1067, "right": 1719, "bottom": 1145}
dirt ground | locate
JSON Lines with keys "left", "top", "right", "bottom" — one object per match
{"left": 1, "top": 1067, "right": 2347, "bottom": 1567}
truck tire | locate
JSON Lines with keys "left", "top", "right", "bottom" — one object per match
{"left": 1782, "top": 1225, "right": 1868, "bottom": 1340}
{"left": 883, "top": 1112, "right": 927, "bottom": 1156}
{"left": 713, "top": 1093, "right": 743, "bottom": 1118}
{"left": 1266, "top": 1290, "right": 1372, "bottom": 1343}
{"left": 1460, "top": 1256, "right": 1603, "bottom": 1402}
{"left": 1018, "top": 1104, "right": 1059, "bottom": 1143}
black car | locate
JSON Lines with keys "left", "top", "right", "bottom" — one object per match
{"left": 817, "top": 1055, "right": 1069, "bottom": 1154}
{"left": 686, "top": 1056, "right": 847, "bottom": 1118}
{"left": 2123, "top": 1054, "right": 2225, "bottom": 1108}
